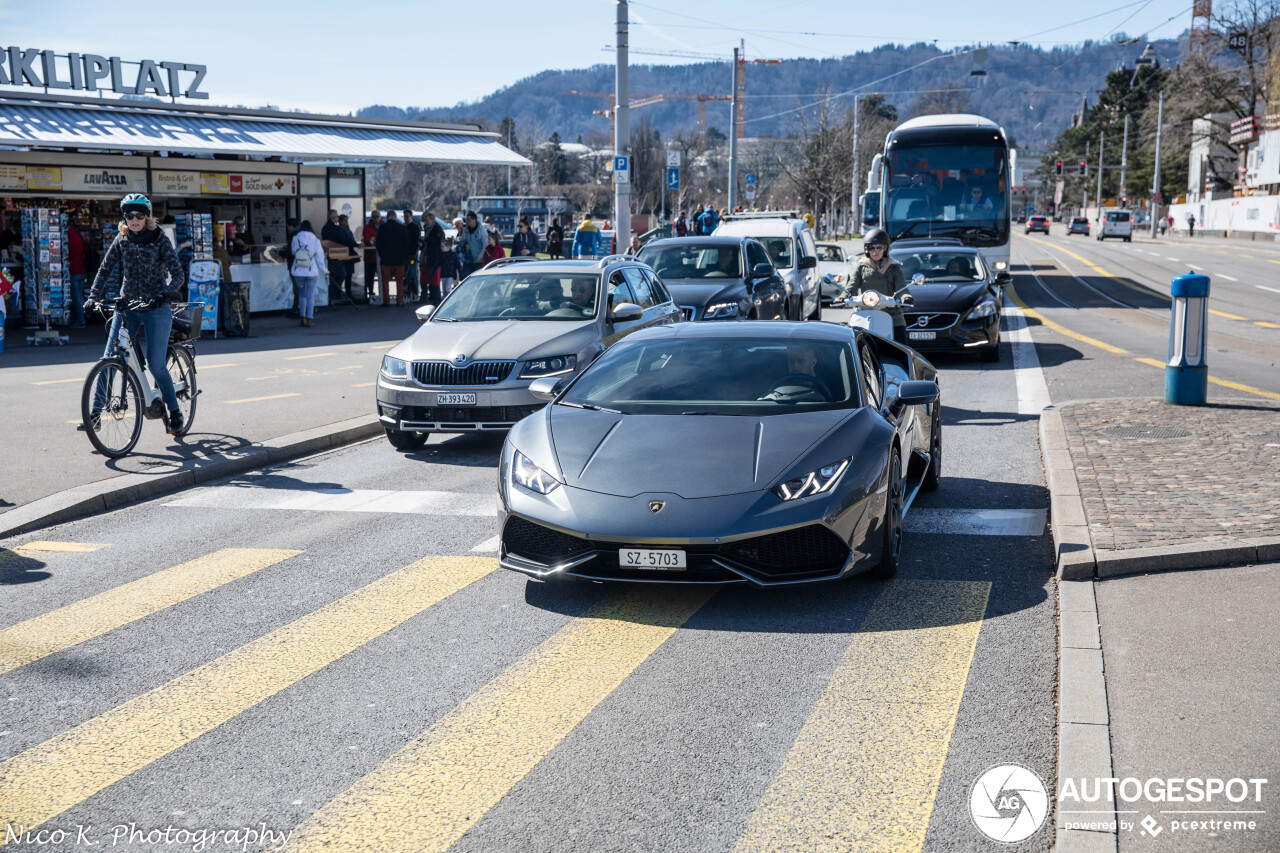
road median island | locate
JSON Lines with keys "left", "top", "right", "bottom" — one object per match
{"left": 0, "top": 414, "right": 382, "bottom": 540}
{"left": 1040, "top": 397, "right": 1280, "bottom": 580}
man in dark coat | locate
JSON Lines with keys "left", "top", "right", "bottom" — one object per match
{"left": 403, "top": 209, "right": 422, "bottom": 303}
{"left": 545, "top": 219, "right": 565, "bottom": 259}
{"left": 418, "top": 210, "right": 446, "bottom": 306}
{"left": 375, "top": 211, "right": 408, "bottom": 306}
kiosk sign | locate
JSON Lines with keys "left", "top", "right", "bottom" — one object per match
{"left": 0, "top": 46, "right": 209, "bottom": 99}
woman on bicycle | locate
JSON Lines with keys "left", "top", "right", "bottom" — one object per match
{"left": 84, "top": 193, "right": 187, "bottom": 435}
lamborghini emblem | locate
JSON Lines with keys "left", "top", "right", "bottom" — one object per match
{"left": 648, "top": 500, "right": 665, "bottom": 514}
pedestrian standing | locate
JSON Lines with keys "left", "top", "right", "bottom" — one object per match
{"left": 1186, "top": 213, "right": 1196, "bottom": 237}
{"left": 82, "top": 193, "right": 187, "bottom": 435}
{"left": 283, "top": 219, "right": 301, "bottom": 317}
{"left": 481, "top": 229, "right": 507, "bottom": 266}
{"left": 375, "top": 211, "right": 408, "bottom": 306}
{"left": 362, "top": 211, "right": 381, "bottom": 303}
{"left": 66, "top": 222, "right": 88, "bottom": 328}
{"left": 333, "top": 214, "right": 358, "bottom": 300}
{"left": 419, "top": 210, "right": 445, "bottom": 306}
{"left": 545, "top": 219, "right": 565, "bottom": 259}
{"left": 675, "top": 211, "right": 688, "bottom": 237}
{"left": 572, "top": 214, "right": 601, "bottom": 258}
{"left": 402, "top": 209, "right": 422, "bottom": 303}
{"left": 459, "top": 211, "right": 487, "bottom": 279}
{"left": 512, "top": 219, "right": 539, "bottom": 257}
{"left": 699, "top": 206, "right": 716, "bottom": 235}
{"left": 289, "top": 220, "right": 328, "bottom": 327}
{"left": 439, "top": 237, "right": 461, "bottom": 298}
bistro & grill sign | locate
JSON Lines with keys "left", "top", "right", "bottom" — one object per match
{"left": 0, "top": 47, "right": 208, "bottom": 99}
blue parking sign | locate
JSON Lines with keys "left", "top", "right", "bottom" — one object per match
{"left": 614, "top": 156, "right": 629, "bottom": 172}
{"left": 745, "top": 173, "right": 757, "bottom": 185}
{"left": 666, "top": 167, "right": 680, "bottom": 190}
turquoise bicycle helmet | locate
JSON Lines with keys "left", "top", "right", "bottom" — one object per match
{"left": 121, "top": 192, "right": 152, "bottom": 216}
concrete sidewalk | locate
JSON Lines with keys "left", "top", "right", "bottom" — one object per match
{"left": 1046, "top": 397, "right": 1280, "bottom": 852}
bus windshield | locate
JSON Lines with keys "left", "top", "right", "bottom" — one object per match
{"left": 882, "top": 130, "right": 1009, "bottom": 248}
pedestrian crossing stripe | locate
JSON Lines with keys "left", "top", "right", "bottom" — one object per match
{"left": 282, "top": 586, "right": 714, "bottom": 853}
{"left": 733, "top": 579, "right": 990, "bottom": 853}
{"left": 7, "top": 541, "right": 108, "bottom": 554}
{"left": 0, "top": 556, "right": 495, "bottom": 834}
{"left": 0, "top": 548, "right": 299, "bottom": 677}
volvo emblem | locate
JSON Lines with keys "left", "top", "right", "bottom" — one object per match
{"left": 916, "top": 315, "right": 930, "bottom": 328}
{"left": 648, "top": 500, "right": 665, "bottom": 514}
{"left": 455, "top": 354, "right": 467, "bottom": 364}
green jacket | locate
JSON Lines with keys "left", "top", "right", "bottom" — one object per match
{"left": 850, "top": 255, "right": 907, "bottom": 327}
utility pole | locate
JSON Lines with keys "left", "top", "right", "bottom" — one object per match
{"left": 1120, "top": 114, "right": 1130, "bottom": 200}
{"left": 1083, "top": 140, "right": 1090, "bottom": 216}
{"left": 728, "top": 46, "right": 740, "bottom": 210}
{"left": 1151, "top": 90, "right": 1164, "bottom": 238}
{"left": 506, "top": 123, "right": 513, "bottom": 195}
{"left": 1095, "top": 130, "right": 1104, "bottom": 218}
{"left": 851, "top": 94, "right": 861, "bottom": 234}
{"left": 614, "top": 0, "right": 631, "bottom": 252}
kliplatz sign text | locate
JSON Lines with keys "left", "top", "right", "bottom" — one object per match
{"left": 0, "top": 47, "right": 208, "bottom": 99}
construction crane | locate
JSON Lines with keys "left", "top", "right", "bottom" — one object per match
{"left": 564, "top": 90, "right": 732, "bottom": 148}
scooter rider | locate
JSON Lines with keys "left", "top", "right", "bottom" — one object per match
{"left": 83, "top": 192, "right": 187, "bottom": 435}
{"left": 841, "top": 228, "right": 907, "bottom": 343}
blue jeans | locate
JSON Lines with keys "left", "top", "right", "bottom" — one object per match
{"left": 69, "top": 274, "right": 86, "bottom": 327}
{"left": 95, "top": 307, "right": 179, "bottom": 412}
{"left": 295, "top": 276, "right": 318, "bottom": 319}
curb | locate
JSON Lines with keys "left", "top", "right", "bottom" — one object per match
{"left": 1039, "top": 403, "right": 1278, "bottom": 580}
{"left": 0, "top": 415, "right": 383, "bottom": 540}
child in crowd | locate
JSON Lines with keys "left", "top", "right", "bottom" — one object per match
{"left": 439, "top": 237, "right": 461, "bottom": 299}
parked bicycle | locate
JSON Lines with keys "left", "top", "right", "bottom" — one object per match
{"left": 79, "top": 292, "right": 201, "bottom": 458}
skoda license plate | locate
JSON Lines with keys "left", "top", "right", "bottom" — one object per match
{"left": 620, "top": 549, "right": 686, "bottom": 570}
{"left": 908, "top": 330, "right": 936, "bottom": 341}
{"left": 436, "top": 393, "right": 476, "bottom": 405}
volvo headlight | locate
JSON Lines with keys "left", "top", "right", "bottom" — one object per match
{"left": 860, "top": 290, "right": 881, "bottom": 308}
{"left": 703, "top": 302, "right": 738, "bottom": 320}
{"left": 512, "top": 450, "right": 561, "bottom": 495}
{"left": 968, "top": 299, "right": 997, "bottom": 320}
{"left": 519, "top": 354, "right": 576, "bottom": 378}
{"left": 380, "top": 356, "right": 409, "bottom": 380}
{"left": 772, "top": 458, "right": 850, "bottom": 501}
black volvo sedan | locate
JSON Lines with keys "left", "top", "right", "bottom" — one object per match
{"left": 890, "top": 244, "right": 1008, "bottom": 362}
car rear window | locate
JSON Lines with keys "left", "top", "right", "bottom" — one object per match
{"left": 1106, "top": 212, "right": 1131, "bottom": 222}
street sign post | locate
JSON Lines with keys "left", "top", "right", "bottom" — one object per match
{"left": 613, "top": 155, "right": 629, "bottom": 185}
{"left": 666, "top": 167, "right": 680, "bottom": 191}
{"left": 667, "top": 151, "right": 681, "bottom": 168}
{"left": 745, "top": 173, "right": 757, "bottom": 186}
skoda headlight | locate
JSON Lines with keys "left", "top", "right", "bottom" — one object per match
{"left": 703, "top": 302, "right": 738, "bottom": 320}
{"left": 519, "top": 354, "right": 576, "bottom": 379}
{"left": 512, "top": 450, "right": 561, "bottom": 495}
{"left": 968, "top": 298, "right": 997, "bottom": 320}
{"left": 860, "top": 290, "right": 881, "bottom": 308}
{"left": 380, "top": 356, "right": 409, "bottom": 380}
{"left": 772, "top": 458, "right": 850, "bottom": 501}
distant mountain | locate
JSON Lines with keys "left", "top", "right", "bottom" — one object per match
{"left": 359, "top": 37, "right": 1185, "bottom": 151}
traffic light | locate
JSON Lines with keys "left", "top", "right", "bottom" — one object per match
{"left": 1079, "top": 160, "right": 1087, "bottom": 176}
{"left": 1055, "top": 160, "right": 1064, "bottom": 176}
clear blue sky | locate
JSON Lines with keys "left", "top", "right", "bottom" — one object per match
{"left": 10, "top": 0, "right": 1191, "bottom": 114}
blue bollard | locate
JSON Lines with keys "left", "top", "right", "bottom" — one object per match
{"left": 1164, "top": 272, "right": 1210, "bottom": 405}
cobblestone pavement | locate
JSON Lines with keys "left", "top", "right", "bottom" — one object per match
{"left": 1059, "top": 398, "right": 1280, "bottom": 551}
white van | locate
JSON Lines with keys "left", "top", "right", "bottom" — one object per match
{"left": 1098, "top": 209, "right": 1133, "bottom": 242}
{"left": 713, "top": 212, "right": 821, "bottom": 321}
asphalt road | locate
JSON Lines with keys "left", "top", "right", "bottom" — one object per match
{"left": 1, "top": 318, "right": 1060, "bottom": 852}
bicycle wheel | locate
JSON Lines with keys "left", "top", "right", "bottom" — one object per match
{"left": 165, "top": 346, "right": 198, "bottom": 436}
{"left": 81, "top": 357, "right": 144, "bottom": 458}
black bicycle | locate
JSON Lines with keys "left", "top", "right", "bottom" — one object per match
{"left": 80, "top": 293, "right": 201, "bottom": 458}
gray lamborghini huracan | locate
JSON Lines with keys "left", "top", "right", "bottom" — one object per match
{"left": 497, "top": 322, "right": 941, "bottom": 586}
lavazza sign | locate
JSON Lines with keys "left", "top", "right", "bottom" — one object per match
{"left": 0, "top": 46, "right": 208, "bottom": 99}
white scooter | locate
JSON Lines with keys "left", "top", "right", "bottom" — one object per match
{"left": 844, "top": 283, "right": 915, "bottom": 339}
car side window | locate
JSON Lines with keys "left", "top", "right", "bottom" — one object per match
{"left": 622, "top": 267, "right": 655, "bottom": 308}
{"left": 607, "top": 271, "right": 637, "bottom": 312}
{"left": 641, "top": 268, "right": 672, "bottom": 304}
{"left": 799, "top": 230, "right": 818, "bottom": 264}
{"left": 857, "top": 336, "right": 884, "bottom": 410}
{"left": 746, "top": 241, "right": 770, "bottom": 272}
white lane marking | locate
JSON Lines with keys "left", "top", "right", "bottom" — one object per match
{"left": 470, "top": 535, "right": 500, "bottom": 553}
{"left": 1005, "top": 306, "right": 1052, "bottom": 416}
{"left": 1257, "top": 285, "right": 1280, "bottom": 295}
{"left": 1165, "top": 257, "right": 1181, "bottom": 262}
{"left": 905, "top": 508, "right": 1047, "bottom": 537}
{"left": 1219, "top": 274, "right": 1239, "bottom": 281}
{"left": 1187, "top": 264, "right": 1203, "bottom": 270}
{"left": 166, "top": 487, "right": 495, "bottom": 516}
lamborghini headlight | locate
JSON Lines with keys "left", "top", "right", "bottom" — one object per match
{"left": 772, "top": 458, "right": 850, "bottom": 501}
{"left": 512, "top": 450, "right": 561, "bottom": 495}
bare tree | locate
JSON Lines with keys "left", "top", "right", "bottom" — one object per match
{"left": 909, "top": 83, "right": 972, "bottom": 118}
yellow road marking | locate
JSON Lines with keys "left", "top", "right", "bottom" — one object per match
{"left": 0, "top": 548, "right": 298, "bottom": 677}
{"left": 1242, "top": 253, "right": 1255, "bottom": 259}
{"left": 1007, "top": 287, "right": 1130, "bottom": 355}
{"left": 1134, "top": 357, "right": 1166, "bottom": 369}
{"left": 0, "top": 556, "right": 494, "bottom": 833}
{"left": 1208, "top": 309, "right": 1247, "bottom": 320}
{"left": 285, "top": 587, "right": 714, "bottom": 853}
{"left": 30, "top": 378, "right": 81, "bottom": 386}
{"left": 1268, "top": 259, "right": 1280, "bottom": 266}
{"left": 245, "top": 376, "right": 277, "bottom": 382}
{"left": 1023, "top": 235, "right": 1167, "bottom": 302}
{"left": 11, "top": 541, "right": 108, "bottom": 554}
{"left": 194, "top": 363, "right": 238, "bottom": 370}
{"left": 350, "top": 382, "right": 376, "bottom": 388}
{"left": 733, "top": 579, "right": 990, "bottom": 853}
{"left": 227, "top": 393, "right": 301, "bottom": 404}
{"left": 1206, "top": 375, "right": 1280, "bottom": 401}
{"left": 284, "top": 352, "right": 338, "bottom": 361}
{"left": 1256, "top": 321, "right": 1280, "bottom": 329}
{"left": 372, "top": 343, "right": 398, "bottom": 350}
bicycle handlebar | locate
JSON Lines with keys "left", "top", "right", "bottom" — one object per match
{"left": 89, "top": 289, "right": 186, "bottom": 316}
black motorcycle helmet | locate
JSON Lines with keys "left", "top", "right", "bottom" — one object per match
{"left": 863, "top": 227, "right": 890, "bottom": 253}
